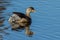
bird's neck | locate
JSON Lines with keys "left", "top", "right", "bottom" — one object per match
{"left": 26, "top": 12, "right": 31, "bottom": 18}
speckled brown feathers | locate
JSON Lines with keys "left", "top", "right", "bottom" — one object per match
{"left": 13, "top": 12, "right": 32, "bottom": 26}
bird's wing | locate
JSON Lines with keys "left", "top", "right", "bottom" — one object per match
{"left": 13, "top": 12, "right": 25, "bottom": 18}
{"left": 20, "top": 18, "right": 27, "bottom": 22}
{"left": 16, "top": 18, "right": 27, "bottom": 23}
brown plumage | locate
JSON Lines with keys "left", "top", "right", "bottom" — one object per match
{"left": 9, "top": 7, "right": 35, "bottom": 36}
{"left": 13, "top": 12, "right": 31, "bottom": 26}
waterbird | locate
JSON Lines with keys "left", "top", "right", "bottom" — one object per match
{"left": 8, "top": 7, "right": 35, "bottom": 36}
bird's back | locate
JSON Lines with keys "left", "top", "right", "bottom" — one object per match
{"left": 13, "top": 12, "right": 32, "bottom": 25}
{"left": 13, "top": 12, "right": 26, "bottom": 18}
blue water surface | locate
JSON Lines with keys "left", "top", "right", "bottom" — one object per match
{"left": 0, "top": 0, "right": 60, "bottom": 40}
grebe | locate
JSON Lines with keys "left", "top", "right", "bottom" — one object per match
{"left": 8, "top": 7, "right": 35, "bottom": 36}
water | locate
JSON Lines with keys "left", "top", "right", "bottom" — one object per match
{"left": 0, "top": 0, "right": 60, "bottom": 40}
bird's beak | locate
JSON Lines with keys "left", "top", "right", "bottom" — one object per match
{"left": 32, "top": 10, "right": 36, "bottom": 12}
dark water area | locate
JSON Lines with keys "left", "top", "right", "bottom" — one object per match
{"left": 0, "top": 0, "right": 60, "bottom": 40}
{"left": 0, "top": 0, "right": 11, "bottom": 40}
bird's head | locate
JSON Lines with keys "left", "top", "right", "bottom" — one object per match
{"left": 26, "top": 7, "right": 35, "bottom": 13}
